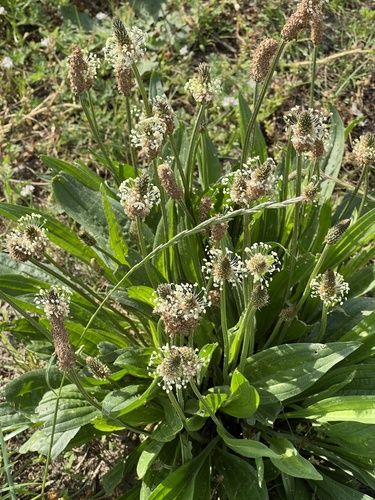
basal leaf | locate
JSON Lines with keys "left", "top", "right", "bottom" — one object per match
{"left": 289, "top": 396, "right": 375, "bottom": 424}
{"left": 269, "top": 437, "right": 322, "bottom": 480}
{"left": 243, "top": 343, "right": 359, "bottom": 403}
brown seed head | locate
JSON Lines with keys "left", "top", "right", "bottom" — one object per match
{"left": 281, "top": 2, "right": 309, "bottom": 41}
{"left": 86, "top": 356, "right": 111, "bottom": 379}
{"left": 325, "top": 219, "right": 351, "bottom": 245}
{"left": 198, "top": 196, "right": 213, "bottom": 222}
{"left": 251, "top": 38, "right": 279, "bottom": 82}
{"left": 115, "top": 64, "right": 134, "bottom": 96}
{"left": 51, "top": 318, "right": 75, "bottom": 370}
{"left": 250, "top": 284, "right": 269, "bottom": 310}
{"left": 310, "top": 12, "right": 324, "bottom": 45}
{"left": 279, "top": 305, "right": 297, "bottom": 322}
{"left": 68, "top": 46, "right": 90, "bottom": 95}
{"left": 210, "top": 222, "right": 228, "bottom": 243}
{"left": 157, "top": 163, "right": 183, "bottom": 200}
{"left": 208, "top": 289, "right": 220, "bottom": 307}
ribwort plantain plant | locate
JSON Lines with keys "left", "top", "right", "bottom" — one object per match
{"left": 1, "top": 4, "right": 375, "bottom": 499}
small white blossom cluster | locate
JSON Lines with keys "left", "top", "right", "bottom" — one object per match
{"left": 148, "top": 345, "right": 203, "bottom": 393}
{"left": 119, "top": 174, "right": 160, "bottom": 221}
{"left": 1, "top": 56, "right": 13, "bottom": 69}
{"left": 185, "top": 63, "right": 221, "bottom": 105}
{"left": 35, "top": 286, "right": 72, "bottom": 321}
{"left": 5, "top": 213, "right": 48, "bottom": 262}
{"left": 202, "top": 247, "right": 245, "bottom": 289}
{"left": 352, "top": 133, "right": 375, "bottom": 168}
{"left": 131, "top": 114, "right": 167, "bottom": 161}
{"left": 104, "top": 21, "right": 146, "bottom": 70}
{"left": 285, "top": 106, "right": 331, "bottom": 157}
{"left": 20, "top": 184, "right": 35, "bottom": 198}
{"left": 244, "top": 243, "right": 280, "bottom": 287}
{"left": 306, "top": 0, "right": 327, "bottom": 15}
{"left": 223, "top": 157, "right": 277, "bottom": 208}
{"left": 154, "top": 283, "right": 210, "bottom": 336}
{"left": 311, "top": 270, "right": 349, "bottom": 309}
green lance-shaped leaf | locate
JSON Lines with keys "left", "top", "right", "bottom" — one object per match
{"left": 320, "top": 106, "right": 345, "bottom": 202}
{"left": 243, "top": 342, "right": 360, "bottom": 403}
{"left": 288, "top": 395, "right": 375, "bottom": 424}
{"left": 269, "top": 437, "right": 322, "bottom": 480}
{"left": 217, "top": 426, "right": 278, "bottom": 459}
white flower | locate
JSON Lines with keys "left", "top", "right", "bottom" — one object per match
{"left": 202, "top": 247, "right": 246, "bottom": 288}
{"left": 148, "top": 345, "right": 203, "bottom": 393}
{"left": 1, "top": 56, "right": 13, "bottom": 69}
{"left": 285, "top": 106, "right": 331, "bottom": 156}
{"left": 222, "top": 96, "right": 238, "bottom": 108}
{"left": 131, "top": 113, "right": 167, "bottom": 160}
{"left": 119, "top": 174, "right": 160, "bottom": 221}
{"left": 96, "top": 12, "right": 108, "bottom": 21}
{"left": 20, "top": 184, "right": 35, "bottom": 197}
{"left": 185, "top": 63, "right": 221, "bottom": 105}
{"left": 311, "top": 270, "right": 349, "bottom": 309}
{"left": 104, "top": 19, "right": 146, "bottom": 69}
{"left": 40, "top": 37, "right": 51, "bottom": 48}
{"left": 179, "top": 45, "right": 189, "bottom": 56}
{"left": 244, "top": 243, "right": 280, "bottom": 286}
{"left": 0, "top": 6, "right": 7, "bottom": 15}
{"left": 154, "top": 283, "right": 210, "bottom": 336}
{"left": 223, "top": 157, "right": 277, "bottom": 207}
{"left": 35, "top": 286, "right": 72, "bottom": 321}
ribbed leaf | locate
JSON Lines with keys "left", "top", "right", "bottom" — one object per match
{"left": 289, "top": 396, "right": 375, "bottom": 423}
{"left": 243, "top": 343, "right": 359, "bottom": 403}
{"left": 269, "top": 438, "right": 322, "bottom": 480}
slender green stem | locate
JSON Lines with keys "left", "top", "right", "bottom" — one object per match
{"left": 241, "top": 41, "right": 286, "bottom": 164}
{"left": 35, "top": 256, "right": 138, "bottom": 337}
{"left": 81, "top": 94, "right": 117, "bottom": 180}
{"left": 285, "top": 155, "right": 303, "bottom": 298}
{"left": 136, "top": 217, "right": 157, "bottom": 287}
{"left": 190, "top": 380, "right": 222, "bottom": 428}
{"left": 243, "top": 214, "right": 251, "bottom": 304}
{"left": 358, "top": 164, "right": 370, "bottom": 217}
{"left": 239, "top": 306, "right": 256, "bottom": 371}
{"left": 220, "top": 283, "right": 229, "bottom": 384}
{"left": 0, "top": 289, "right": 50, "bottom": 339}
{"left": 339, "top": 164, "right": 367, "bottom": 218}
{"left": 310, "top": 44, "right": 318, "bottom": 108}
{"left": 68, "top": 368, "right": 149, "bottom": 435}
{"left": 125, "top": 96, "right": 137, "bottom": 175}
{"left": 36, "top": 257, "right": 98, "bottom": 305}
{"left": 317, "top": 304, "right": 328, "bottom": 342}
{"left": 169, "top": 135, "right": 189, "bottom": 197}
{"left": 41, "top": 375, "right": 65, "bottom": 498}
{"left": 263, "top": 317, "right": 283, "bottom": 350}
{"left": 131, "top": 63, "right": 151, "bottom": 116}
{"left": 153, "top": 160, "right": 170, "bottom": 279}
{"left": 168, "top": 391, "right": 188, "bottom": 429}
{"left": 0, "top": 423, "right": 16, "bottom": 500}
{"left": 186, "top": 105, "right": 205, "bottom": 190}
{"left": 248, "top": 82, "right": 260, "bottom": 156}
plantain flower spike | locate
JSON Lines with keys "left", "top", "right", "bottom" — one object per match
{"left": 251, "top": 38, "right": 279, "bottom": 82}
